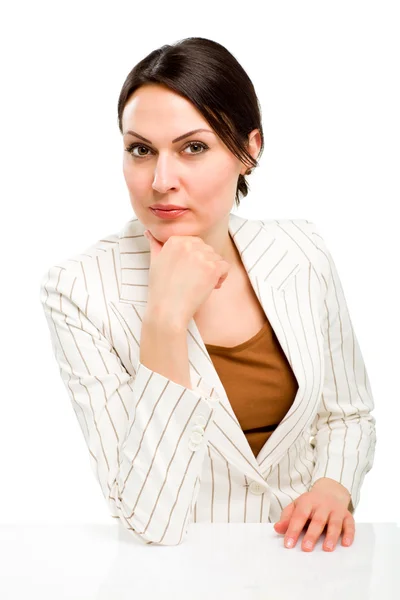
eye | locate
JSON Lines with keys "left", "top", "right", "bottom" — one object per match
{"left": 124, "top": 143, "right": 151, "bottom": 158}
{"left": 124, "top": 141, "right": 209, "bottom": 159}
{"left": 182, "top": 141, "right": 208, "bottom": 154}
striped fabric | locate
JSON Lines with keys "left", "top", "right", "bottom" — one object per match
{"left": 39, "top": 213, "right": 377, "bottom": 546}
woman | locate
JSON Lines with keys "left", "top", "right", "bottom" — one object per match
{"left": 39, "top": 37, "right": 376, "bottom": 550}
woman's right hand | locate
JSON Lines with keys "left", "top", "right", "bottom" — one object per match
{"left": 143, "top": 229, "right": 231, "bottom": 328}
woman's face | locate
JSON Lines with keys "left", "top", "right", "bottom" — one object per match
{"left": 121, "top": 83, "right": 258, "bottom": 246}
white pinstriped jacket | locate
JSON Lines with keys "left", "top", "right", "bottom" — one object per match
{"left": 39, "top": 212, "right": 377, "bottom": 546}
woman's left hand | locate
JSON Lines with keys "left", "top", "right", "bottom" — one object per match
{"left": 273, "top": 477, "right": 355, "bottom": 552}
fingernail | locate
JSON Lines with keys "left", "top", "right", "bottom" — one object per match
{"left": 343, "top": 537, "right": 351, "bottom": 545}
{"left": 304, "top": 540, "right": 313, "bottom": 550}
{"left": 325, "top": 540, "right": 334, "bottom": 550}
{"left": 285, "top": 538, "right": 294, "bottom": 548}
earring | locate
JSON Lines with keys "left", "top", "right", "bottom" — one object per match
{"left": 245, "top": 168, "right": 253, "bottom": 175}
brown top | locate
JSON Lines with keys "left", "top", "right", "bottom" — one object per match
{"left": 205, "top": 318, "right": 299, "bottom": 459}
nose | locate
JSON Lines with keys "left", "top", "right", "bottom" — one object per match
{"left": 151, "top": 154, "right": 179, "bottom": 193}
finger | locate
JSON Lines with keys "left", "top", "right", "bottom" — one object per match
{"left": 273, "top": 518, "right": 289, "bottom": 532}
{"left": 341, "top": 513, "right": 356, "bottom": 547}
{"left": 274, "top": 516, "right": 291, "bottom": 532}
{"left": 144, "top": 229, "right": 163, "bottom": 260}
{"left": 216, "top": 274, "right": 228, "bottom": 288}
{"left": 284, "top": 504, "right": 314, "bottom": 548}
{"left": 301, "top": 507, "right": 331, "bottom": 552}
{"left": 274, "top": 503, "right": 295, "bottom": 532}
{"left": 321, "top": 512, "right": 346, "bottom": 552}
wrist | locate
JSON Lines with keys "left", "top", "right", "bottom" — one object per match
{"left": 311, "top": 477, "right": 351, "bottom": 505}
{"left": 143, "top": 305, "right": 188, "bottom": 334}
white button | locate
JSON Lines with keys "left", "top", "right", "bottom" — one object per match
{"left": 188, "top": 439, "right": 201, "bottom": 451}
{"left": 191, "top": 424, "right": 205, "bottom": 435}
{"left": 190, "top": 431, "right": 203, "bottom": 444}
{"left": 193, "top": 415, "right": 207, "bottom": 427}
{"left": 249, "top": 481, "right": 265, "bottom": 495}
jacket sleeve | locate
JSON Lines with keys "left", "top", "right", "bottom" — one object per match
{"left": 39, "top": 264, "right": 220, "bottom": 546}
{"left": 307, "top": 223, "right": 377, "bottom": 515}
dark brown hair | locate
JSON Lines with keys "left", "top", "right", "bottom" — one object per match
{"left": 117, "top": 37, "right": 264, "bottom": 209}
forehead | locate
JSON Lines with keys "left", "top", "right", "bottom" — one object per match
{"left": 122, "top": 84, "right": 205, "bottom": 127}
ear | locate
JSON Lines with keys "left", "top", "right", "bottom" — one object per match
{"left": 240, "top": 128, "right": 262, "bottom": 175}
{"left": 248, "top": 128, "right": 262, "bottom": 157}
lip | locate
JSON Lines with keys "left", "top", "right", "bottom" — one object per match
{"left": 150, "top": 207, "right": 189, "bottom": 220}
{"left": 150, "top": 205, "right": 187, "bottom": 210}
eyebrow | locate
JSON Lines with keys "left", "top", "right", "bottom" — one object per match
{"left": 123, "top": 128, "right": 214, "bottom": 144}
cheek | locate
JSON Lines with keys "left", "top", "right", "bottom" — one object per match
{"left": 193, "top": 163, "right": 237, "bottom": 203}
{"left": 123, "top": 154, "right": 237, "bottom": 199}
{"left": 209, "top": 167, "right": 235, "bottom": 188}
{"left": 194, "top": 154, "right": 238, "bottom": 187}
{"left": 123, "top": 163, "right": 148, "bottom": 195}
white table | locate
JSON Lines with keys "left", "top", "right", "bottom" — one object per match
{"left": 0, "top": 522, "right": 399, "bottom": 599}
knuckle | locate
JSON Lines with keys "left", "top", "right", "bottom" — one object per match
{"left": 310, "top": 515, "right": 326, "bottom": 526}
{"left": 193, "top": 249, "right": 203, "bottom": 260}
{"left": 288, "top": 524, "right": 301, "bottom": 535}
{"left": 297, "top": 510, "right": 309, "bottom": 520}
{"left": 206, "top": 260, "right": 217, "bottom": 272}
{"left": 327, "top": 516, "right": 343, "bottom": 528}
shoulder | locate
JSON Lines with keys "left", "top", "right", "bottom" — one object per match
{"left": 38, "top": 218, "right": 133, "bottom": 293}
{"left": 264, "top": 217, "right": 318, "bottom": 241}
{"left": 260, "top": 217, "right": 334, "bottom": 283}
{"left": 260, "top": 216, "right": 322, "bottom": 255}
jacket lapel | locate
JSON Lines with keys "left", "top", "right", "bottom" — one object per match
{"left": 115, "top": 213, "right": 324, "bottom": 488}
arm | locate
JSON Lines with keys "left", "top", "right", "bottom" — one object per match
{"left": 39, "top": 265, "right": 220, "bottom": 545}
{"left": 140, "top": 314, "right": 192, "bottom": 389}
{"left": 307, "top": 223, "right": 377, "bottom": 515}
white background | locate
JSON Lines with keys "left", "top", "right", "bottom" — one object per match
{"left": 1, "top": 1, "right": 398, "bottom": 525}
